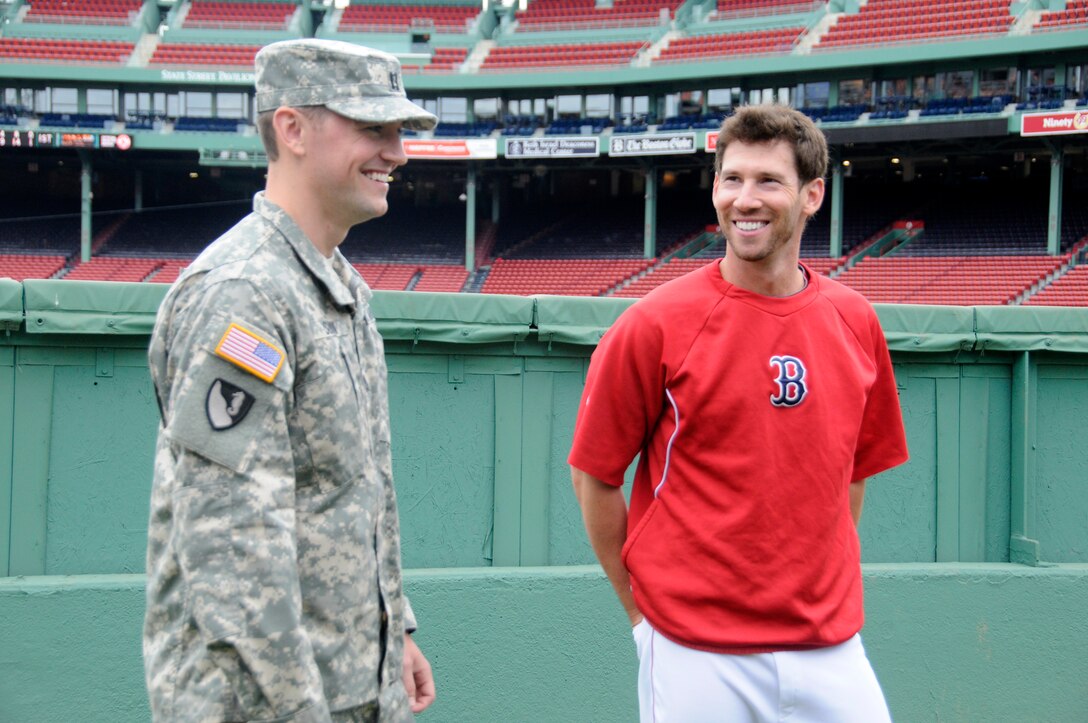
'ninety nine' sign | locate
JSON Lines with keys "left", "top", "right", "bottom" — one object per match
{"left": 1020, "top": 110, "right": 1088, "bottom": 137}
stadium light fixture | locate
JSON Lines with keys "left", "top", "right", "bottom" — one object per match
{"left": 842, "top": 160, "right": 851, "bottom": 167}
{"left": 189, "top": 172, "right": 199, "bottom": 179}
{"left": 891, "top": 157, "right": 901, "bottom": 164}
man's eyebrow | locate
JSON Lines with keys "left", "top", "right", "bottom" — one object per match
{"left": 718, "top": 166, "right": 787, "bottom": 179}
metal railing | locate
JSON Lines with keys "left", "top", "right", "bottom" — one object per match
{"left": 706, "top": 0, "right": 825, "bottom": 22}
{"left": 21, "top": 10, "right": 138, "bottom": 26}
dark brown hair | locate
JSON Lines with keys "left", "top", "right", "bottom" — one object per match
{"left": 713, "top": 104, "right": 828, "bottom": 185}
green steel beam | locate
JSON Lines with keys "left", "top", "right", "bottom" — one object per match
{"left": 466, "top": 163, "right": 477, "bottom": 273}
{"left": 1048, "top": 145, "right": 1064, "bottom": 257}
{"left": 134, "top": 169, "right": 143, "bottom": 212}
{"left": 643, "top": 166, "right": 656, "bottom": 260}
{"left": 80, "top": 151, "right": 92, "bottom": 264}
{"left": 830, "top": 163, "right": 844, "bottom": 258}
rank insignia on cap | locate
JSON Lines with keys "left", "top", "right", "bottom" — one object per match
{"left": 214, "top": 323, "right": 285, "bottom": 383}
{"left": 206, "top": 378, "right": 256, "bottom": 431}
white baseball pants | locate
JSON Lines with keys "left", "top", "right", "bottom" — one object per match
{"left": 633, "top": 618, "right": 893, "bottom": 722}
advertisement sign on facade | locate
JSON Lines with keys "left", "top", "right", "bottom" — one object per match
{"left": 1020, "top": 110, "right": 1088, "bottom": 136}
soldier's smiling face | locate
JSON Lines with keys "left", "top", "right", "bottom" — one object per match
{"left": 305, "top": 111, "right": 408, "bottom": 229}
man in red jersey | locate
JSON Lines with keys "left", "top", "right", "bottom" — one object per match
{"left": 569, "top": 104, "right": 909, "bottom": 722}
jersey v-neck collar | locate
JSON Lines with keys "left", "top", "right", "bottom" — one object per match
{"left": 703, "top": 260, "right": 818, "bottom": 317}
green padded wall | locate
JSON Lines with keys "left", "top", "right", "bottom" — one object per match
{"left": 1, "top": 283, "right": 1087, "bottom": 722}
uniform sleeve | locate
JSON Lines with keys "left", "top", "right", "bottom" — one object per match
{"left": 851, "top": 310, "right": 910, "bottom": 482}
{"left": 568, "top": 305, "right": 667, "bottom": 487}
{"left": 160, "top": 278, "right": 332, "bottom": 722}
{"left": 403, "top": 597, "right": 417, "bottom": 634}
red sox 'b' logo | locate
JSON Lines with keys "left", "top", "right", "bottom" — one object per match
{"left": 769, "top": 355, "right": 807, "bottom": 407}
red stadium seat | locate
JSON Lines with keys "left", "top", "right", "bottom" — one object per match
{"left": 816, "top": 0, "right": 1013, "bottom": 49}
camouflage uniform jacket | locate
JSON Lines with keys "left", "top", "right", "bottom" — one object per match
{"left": 144, "top": 192, "right": 415, "bottom": 723}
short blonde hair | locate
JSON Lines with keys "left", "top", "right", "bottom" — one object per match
{"left": 256, "top": 106, "right": 331, "bottom": 162}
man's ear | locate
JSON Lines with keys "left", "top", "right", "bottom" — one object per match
{"left": 803, "top": 176, "right": 825, "bottom": 217}
{"left": 272, "top": 107, "right": 306, "bottom": 157}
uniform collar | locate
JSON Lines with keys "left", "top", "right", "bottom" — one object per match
{"left": 706, "top": 259, "right": 818, "bottom": 316}
{"left": 252, "top": 192, "right": 367, "bottom": 309}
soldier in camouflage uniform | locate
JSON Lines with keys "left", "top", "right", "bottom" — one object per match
{"left": 143, "top": 39, "right": 438, "bottom": 722}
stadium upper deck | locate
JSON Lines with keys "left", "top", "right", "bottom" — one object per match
{"left": 0, "top": 0, "right": 1086, "bottom": 304}
{"left": 1, "top": 1, "right": 1084, "bottom": 166}
{"left": 0, "top": 1, "right": 1084, "bottom": 130}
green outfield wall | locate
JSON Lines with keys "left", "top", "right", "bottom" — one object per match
{"left": 0, "top": 279, "right": 1086, "bottom": 721}
{"left": 2, "top": 565, "right": 1086, "bottom": 722}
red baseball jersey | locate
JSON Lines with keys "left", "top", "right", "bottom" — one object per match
{"left": 569, "top": 260, "right": 909, "bottom": 654}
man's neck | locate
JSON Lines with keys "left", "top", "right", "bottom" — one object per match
{"left": 265, "top": 181, "right": 343, "bottom": 258}
{"left": 719, "top": 255, "right": 806, "bottom": 297}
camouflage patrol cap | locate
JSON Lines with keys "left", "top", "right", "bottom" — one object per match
{"left": 255, "top": 39, "right": 438, "bottom": 131}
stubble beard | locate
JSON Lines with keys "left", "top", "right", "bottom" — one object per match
{"left": 724, "top": 221, "right": 791, "bottom": 263}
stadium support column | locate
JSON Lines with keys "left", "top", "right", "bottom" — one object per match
{"left": 79, "top": 150, "right": 92, "bottom": 263}
{"left": 134, "top": 169, "right": 143, "bottom": 212}
{"left": 830, "top": 161, "right": 844, "bottom": 258}
{"left": 643, "top": 163, "right": 656, "bottom": 259}
{"left": 1047, "top": 142, "right": 1063, "bottom": 256}
{"left": 465, "top": 162, "right": 477, "bottom": 272}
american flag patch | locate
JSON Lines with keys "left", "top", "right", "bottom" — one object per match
{"left": 214, "top": 323, "right": 284, "bottom": 383}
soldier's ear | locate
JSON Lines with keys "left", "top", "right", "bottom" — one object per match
{"left": 273, "top": 107, "right": 307, "bottom": 158}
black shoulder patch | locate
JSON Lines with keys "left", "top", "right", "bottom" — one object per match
{"left": 206, "top": 378, "right": 256, "bottom": 431}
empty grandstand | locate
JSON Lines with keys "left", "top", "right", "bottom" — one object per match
{"left": 182, "top": 0, "right": 297, "bottom": 30}
{"left": 22, "top": 0, "right": 141, "bottom": 25}
{"left": 338, "top": 2, "right": 481, "bottom": 33}
{"left": 2, "top": 6, "right": 1088, "bottom": 722}
{"left": 0, "top": 0, "right": 1084, "bottom": 307}
{"left": 0, "top": 37, "right": 134, "bottom": 63}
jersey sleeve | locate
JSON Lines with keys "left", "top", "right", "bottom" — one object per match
{"left": 568, "top": 304, "right": 667, "bottom": 487}
{"left": 157, "top": 278, "right": 332, "bottom": 720}
{"left": 851, "top": 309, "right": 910, "bottom": 482}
